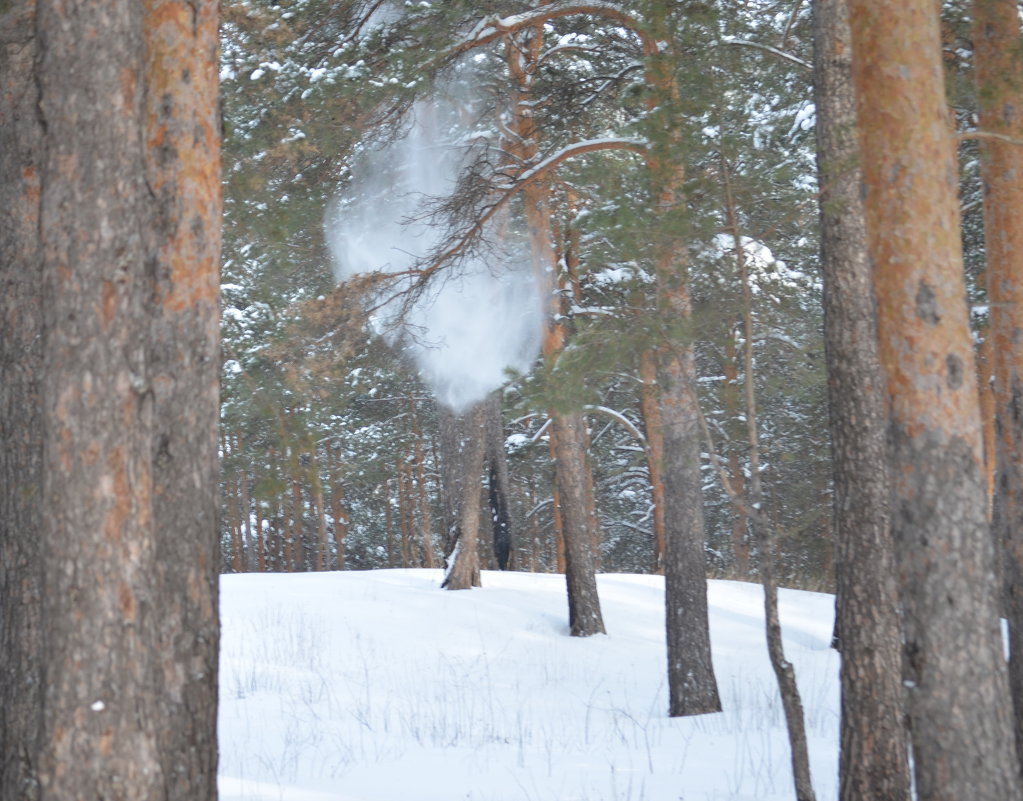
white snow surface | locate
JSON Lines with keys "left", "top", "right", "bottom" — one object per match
{"left": 218, "top": 569, "right": 839, "bottom": 801}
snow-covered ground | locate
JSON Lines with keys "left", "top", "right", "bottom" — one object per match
{"left": 218, "top": 570, "right": 839, "bottom": 801}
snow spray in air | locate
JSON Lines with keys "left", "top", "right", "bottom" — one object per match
{"left": 324, "top": 99, "right": 543, "bottom": 413}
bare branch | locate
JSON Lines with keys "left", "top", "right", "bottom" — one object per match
{"left": 409, "top": 137, "right": 647, "bottom": 287}
{"left": 780, "top": 0, "right": 805, "bottom": 50}
{"left": 583, "top": 404, "right": 646, "bottom": 444}
{"left": 437, "top": 2, "right": 657, "bottom": 70}
{"left": 721, "top": 37, "right": 812, "bottom": 72}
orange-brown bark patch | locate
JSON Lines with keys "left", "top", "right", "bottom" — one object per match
{"left": 101, "top": 279, "right": 116, "bottom": 328}
{"left": 103, "top": 446, "right": 130, "bottom": 545}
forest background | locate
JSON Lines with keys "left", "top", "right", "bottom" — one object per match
{"left": 3, "top": 0, "right": 1019, "bottom": 799}
{"left": 217, "top": 0, "right": 862, "bottom": 588}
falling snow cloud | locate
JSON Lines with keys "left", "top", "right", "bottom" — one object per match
{"left": 324, "top": 100, "right": 543, "bottom": 412}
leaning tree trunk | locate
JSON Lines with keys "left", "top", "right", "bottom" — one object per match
{"left": 848, "top": 1, "right": 1023, "bottom": 798}
{"left": 0, "top": 2, "right": 221, "bottom": 799}
{"left": 725, "top": 158, "right": 815, "bottom": 801}
{"left": 0, "top": 4, "right": 45, "bottom": 798}
{"left": 973, "top": 0, "right": 1023, "bottom": 767}
{"left": 812, "top": 1, "right": 912, "bottom": 799}
{"left": 439, "top": 403, "right": 486, "bottom": 589}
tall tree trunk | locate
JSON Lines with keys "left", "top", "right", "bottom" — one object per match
{"left": 645, "top": 5, "right": 719, "bottom": 715}
{"left": 848, "top": 1, "right": 1023, "bottom": 798}
{"left": 974, "top": 0, "right": 1023, "bottom": 765}
{"left": 142, "top": 0, "right": 221, "bottom": 786}
{"left": 549, "top": 410, "right": 606, "bottom": 635}
{"left": 440, "top": 404, "right": 486, "bottom": 589}
{"left": 0, "top": 1, "right": 221, "bottom": 798}
{"left": 505, "top": 24, "right": 605, "bottom": 635}
{"left": 485, "top": 391, "right": 514, "bottom": 570}
{"left": 812, "top": 2, "right": 912, "bottom": 798}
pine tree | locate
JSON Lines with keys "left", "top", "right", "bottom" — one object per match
{"left": 848, "top": 0, "right": 1022, "bottom": 797}
{"left": 973, "top": 0, "right": 1023, "bottom": 764}
{"left": 0, "top": 1, "right": 220, "bottom": 798}
{"left": 812, "top": 0, "right": 911, "bottom": 797}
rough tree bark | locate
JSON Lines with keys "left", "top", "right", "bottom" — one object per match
{"left": 848, "top": 1, "right": 1023, "bottom": 798}
{"left": 0, "top": 1, "right": 221, "bottom": 799}
{"left": 973, "top": 0, "right": 1023, "bottom": 765}
{"left": 0, "top": 3, "right": 45, "bottom": 797}
{"left": 812, "top": 1, "right": 912, "bottom": 799}
{"left": 143, "top": 0, "right": 221, "bottom": 787}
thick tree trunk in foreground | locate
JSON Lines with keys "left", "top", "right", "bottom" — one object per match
{"left": 0, "top": 1, "right": 221, "bottom": 799}
{"left": 812, "top": 1, "right": 912, "bottom": 799}
{"left": 848, "top": 2, "right": 1022, "bottom": 798}
{"left": 974, "top": 0, "right": 1023, "bottom": 765}
{"left": 439, "top": 403, "right": 485, "bottom": 589}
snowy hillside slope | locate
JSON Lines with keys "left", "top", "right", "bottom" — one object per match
{"left": 218, "top": 570, "right": 839, "bottom": 801}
